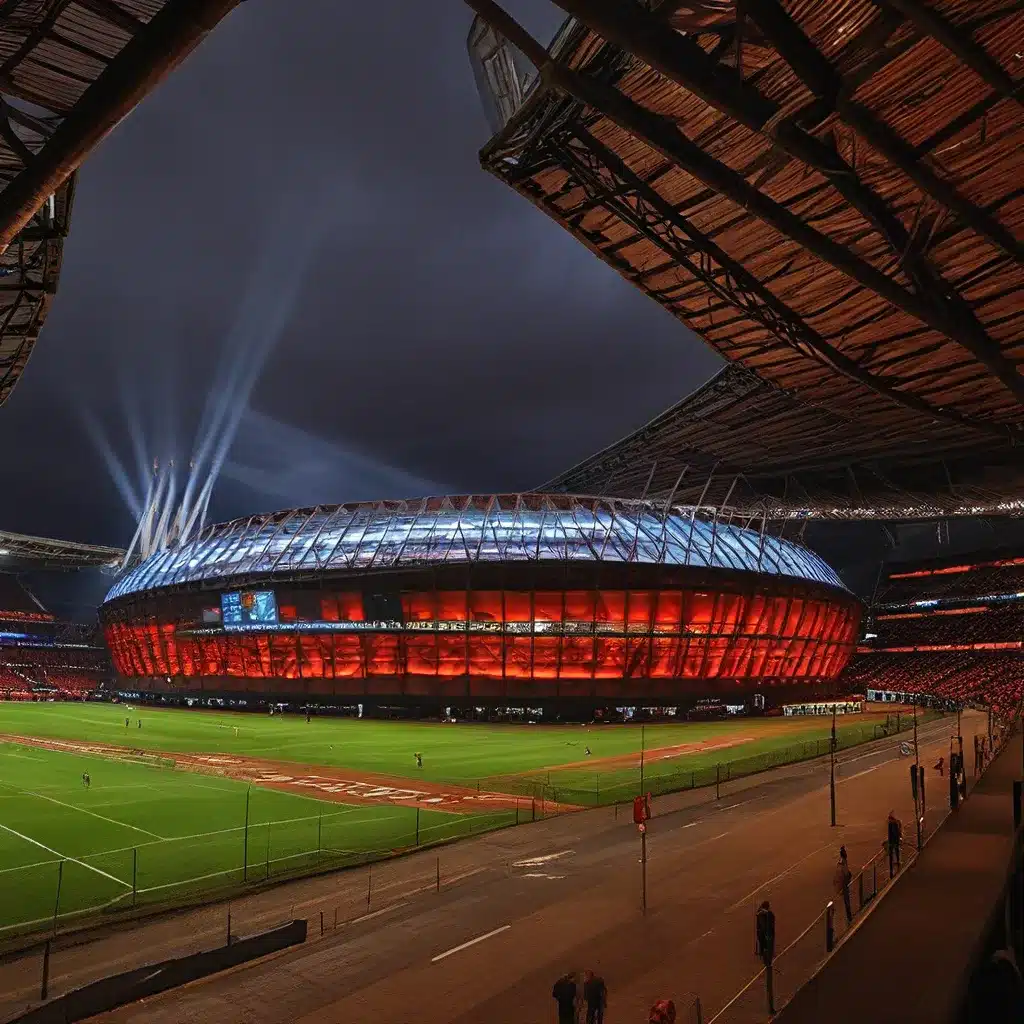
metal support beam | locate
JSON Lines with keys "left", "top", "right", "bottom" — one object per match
{"left": 553, "top": 126, "right": 1012, "bottom": 439}
{"left": 743, "top": 0, "right": 1024, "bottom": 263}
{"left": 0, "top": 0, "right": 240, "bottom": 250}
{"left": 870, "top": 0, "right": 1024, "bottom": 107}
{"left": 467, "top": 0, "right": 1024, "bottom": 408}
{"left": 535, "top": 0, "right": 1024, "bottom": 408}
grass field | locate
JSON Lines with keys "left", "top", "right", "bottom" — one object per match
{"left": 0, "top": 740, "right": 511, "bottom": 937}
{"left": 0, "top": 701, "right": 929, "bottom": 937}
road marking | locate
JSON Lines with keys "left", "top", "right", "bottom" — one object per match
{"left": 521, "top": 872, "right": 566, "bottom": 880}
{"left": 432, "top": 924, "right": 511, "bottom": 963}
{"left": 0, "top": 781, "right": 164, "bottom": 840}
{"left": 727, "top": 840, "right": 834, "bottom": 911}
{"left": 838, "top": 763, "right": 887, "bottom": 784}
{"left": 512, "top": 849, "right": 573, "bottom": 868}
{"left": 0, "top": 824, "right": 130, "bottom": 889}
{"left": 682, "top": 821, "right": 700, "bottom": 829}
{"left": 348, "top": 902, "right": 408, "bottom": 926}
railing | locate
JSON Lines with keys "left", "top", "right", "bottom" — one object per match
{"left": 480, "top": 713, "right": 937, "bottom": 808}
{"left": 0, "top": 712, "right": 942, "bottom": 943}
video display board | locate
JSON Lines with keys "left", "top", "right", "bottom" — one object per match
{"left": 221, "top": 590, "right": 278, "bottom": 627}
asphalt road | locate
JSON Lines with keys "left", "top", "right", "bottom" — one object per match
{"left": 0, "top": 711, "right": 977, "bottom": 1024}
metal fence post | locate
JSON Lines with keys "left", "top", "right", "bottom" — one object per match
{"left": 366, "top": 864, "right": 372, "bottom": 912}
{"left": 40, "top": 939, "right": 50, "bottom": 1000}
{"left": 826, "top": 902, "right": 835, "bottom": 952}
{"left": 415, "top": 806, "right": 420, "bottom": 845}
{"left": 132, "top": 848, "right": 137, "bottom": 908}
{"left": 51, "top": 860, "right": 63, "bottom": 938}
{"left": 716, "top": 764, "right": 720, "bottom": 801}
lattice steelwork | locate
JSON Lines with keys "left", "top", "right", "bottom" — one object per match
{"left": 104, "top": 495, "right": 846, "bottom": 601}
{"left": 469, "top": 1, "right": 1024, "bottom": 517}
{"left": 100, "top": 495, "right": 860, "bottom": 700}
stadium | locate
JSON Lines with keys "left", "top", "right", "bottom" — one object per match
{"left": 98, "top": 495, "right": 860, "bottom": 710}
{"left": 0, "top": 2, "right": 1022, "bottom": 1022}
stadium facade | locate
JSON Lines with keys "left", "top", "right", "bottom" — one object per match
{"left": 100, "top": 495, "right": 860, "bottom": 711}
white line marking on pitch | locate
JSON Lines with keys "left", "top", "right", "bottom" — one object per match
{"left": 0, "top": 781, "right": 164, "bottom": 840}
{"left": 0, "top": 824, "right": 130, "bottom": 889}
{"left": 432, "top": 924, "right": 511, "bottom": 963}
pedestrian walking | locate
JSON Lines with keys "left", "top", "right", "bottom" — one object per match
{"left": 933, "top": 756, "right": 944, "bottom": 776}
{"left": 552, "top": 972, "right": 577, "bottom": 1024}
{"left": 887, "top": 811, "right": 902, "bottom": 877}
{"left": 834, "top": 846, "right": 852, "bottom": 924}
{"left": 582, "top": 970, "right": 606, "bottom": 1024}
{"left": 756, "top": 900, "right": 776, "bottom": 1015}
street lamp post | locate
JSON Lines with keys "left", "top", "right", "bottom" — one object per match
{"left": 913, "top": 703, "right": 922, "bottom": 852}
{"left": 830, "top": 703, "right": 837, "bottom": 827}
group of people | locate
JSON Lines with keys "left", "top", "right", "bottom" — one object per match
{"left": 552, "top": 970, "right": 607, "bottom": 1024}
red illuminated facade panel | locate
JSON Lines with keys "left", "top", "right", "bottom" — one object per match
{"left": 103, "top": 574, "right": 860, "bottom": 702}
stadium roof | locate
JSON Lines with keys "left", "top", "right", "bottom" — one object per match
{"left": 0, "top": 527, "right": 124, "bottom": 570}
{"left": 0, "top": 0, "right": 240, "bottom": 405}
{"left": 543, "top": 363, "right": 1024, "bottom": 518}
{"left": 468, "top": 0, "right": 1024, "bottom": 517}
{"left": 103, "top": 494, "right": 847, "bottom": 602}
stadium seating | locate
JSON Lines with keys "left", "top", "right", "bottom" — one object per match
{"left": 846, "top": 553, "right": 1024, "bottom": 719}
{"left": 870, "top": 603, "right": 1024, "bottom": 647}
{"left": 0, "top": 640, "right": 108, "bottom": 700}
{"left": 875, "top": 558, "right": 1024, "bottom": 605}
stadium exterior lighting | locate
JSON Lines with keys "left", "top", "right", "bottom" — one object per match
{"left": 99, "top": 495, "right": 861, "bottom": 710}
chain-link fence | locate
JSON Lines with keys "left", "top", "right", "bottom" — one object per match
{"left": 0, "top": 803, "right": 530, "bottom": 942}
{"left": 481, "top": 713, "right": 936, "bottom": 808}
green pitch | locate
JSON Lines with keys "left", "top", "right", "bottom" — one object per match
{"left": 0, "top": 701, "right": 924, "bottom": 937}
{"left": 0, "top": 702, "right": 908, "bottom": 785}
{"left": 0, "top": 740, "right": 509, "bottom": 938}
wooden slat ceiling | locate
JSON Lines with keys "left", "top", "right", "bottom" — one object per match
{"left": 0, "top": 0, "right": 235, "bottom": 405}
{"left": 478, "top": 0, "right": 1024, "bottom": 516}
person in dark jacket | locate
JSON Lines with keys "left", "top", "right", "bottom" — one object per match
{"left": 835, "top": 846, "right": 853, "bottom": 924}
{"left": 756, "top": 900, "right": 776, "bottom": 1015}
{"left": 552, "top": 972, "right": 577, "bottom": 1024}
{"left": 582, "top": 970, "right": 606, "bottom": 1024}
{"left": 886, "top": 811, "right": 902, "bottom": 877}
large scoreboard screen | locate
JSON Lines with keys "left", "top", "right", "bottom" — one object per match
{"left": 221, "top": 590, "right": 278, "bottom": 627}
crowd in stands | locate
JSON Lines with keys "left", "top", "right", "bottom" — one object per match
{"left": 870, "top": 602, "right": 1024, "bottom": 648}
{"left": 844, "top": 551, "right": 1024, "bottom": 720}
{"left": 875, "top": 557, "right": 1024, "bottom": 606}
{"left": 844, "top": 652, "right": 1024, "bottom": 718}
{"left": 0, "top": 642, "right": 108, "bottom": 701}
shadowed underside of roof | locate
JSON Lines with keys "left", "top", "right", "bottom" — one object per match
{"left": 542, "top": 364, "right": 1024, "bottom": 516}
{"left": 0, "top": 0, "right": 240, "bottom": 405}
{"left": 471, "top": 0, "right": 1024, "bottom": 516}
{"left": 0, "top": 527, "right": 124, "bottom": 568}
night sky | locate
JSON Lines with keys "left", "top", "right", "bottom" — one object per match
{"left": 0, "top": 0, "right": 721, "bottom": 551}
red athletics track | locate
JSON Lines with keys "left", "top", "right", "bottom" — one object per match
{"left": 0, "top": 711, "right": 976, "bottom": 1024}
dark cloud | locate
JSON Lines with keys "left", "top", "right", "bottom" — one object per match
{"left": 0, "top": 0, "right": 720, "bottom": 548}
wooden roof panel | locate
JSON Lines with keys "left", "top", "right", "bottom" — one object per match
{"left": 474, "top": 0, "right": 1024, "bottom": 513}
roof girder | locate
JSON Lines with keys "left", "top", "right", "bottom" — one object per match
{"left": 551, "top": 123, "right": 1013, "bottom": 440}
{"left": 532, "top": 0, "right": 1024, "bottom": 409}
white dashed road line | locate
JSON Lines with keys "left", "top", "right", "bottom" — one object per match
{"left": 431, "top": 924, "right": 511, "bottom": 963}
